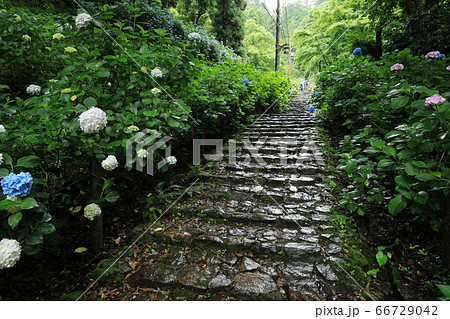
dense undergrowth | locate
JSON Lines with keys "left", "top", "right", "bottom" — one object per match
{"left": 313, "top": 48, "right": 450, "bottom": 299}
{"left": 0, "top": 0, "right": 294, "bottom": 280}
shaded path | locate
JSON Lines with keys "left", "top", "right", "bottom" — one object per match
{"left": 101, "top": 94, "right": 358, "bottom": 300}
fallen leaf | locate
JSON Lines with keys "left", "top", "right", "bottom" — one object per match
{"left": 114, "top": 237, "right": 121, "bottom": 245}
{"left": 74, "top": 247, "right": 88, "bottom": 253}
{"left": 154, "top": 227, "right": 163, "bottom": 232}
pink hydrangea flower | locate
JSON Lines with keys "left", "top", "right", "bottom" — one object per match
{"left": 425, "top": 51, "right": 440, "bottom": 59}
{"left": 446, "top": 65, "right": 450, "bottom": 71}
{"left": 390, "top": 63, "right": 404, "bottom": 71}
{"left": 425, "top": 94, "right": 446, "bottom": 107}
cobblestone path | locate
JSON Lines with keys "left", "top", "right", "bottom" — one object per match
{"left": 122, "top": 95, "right": 357, "bottom": 300}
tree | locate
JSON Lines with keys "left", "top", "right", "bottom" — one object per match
{"left": 293, "top": 0, "right": 372, "bottom": 76}
{"left": 177, "top": 0, "right": 214, "bottom": 25}
{"left": 243, "top": 19, "right": 275, "bottom": 70}
{"left": 211, "top": 0, "right": 247, "bottom": 55}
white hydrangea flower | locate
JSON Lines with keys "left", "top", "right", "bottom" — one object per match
{"left": 101, "top": 155, "right": 118, "bottom": 171}
{"left": 75, "top": 13, "right": 92, "bottom": 28}
{"left": 64, "top": 23, "right": 73, "bottom": 30}
{"left": 0, "top": 153, "right": 3, "bottom": 165}
{"left": 26, "top": 84, "right": 41, "bottom": 95}
{"left": 151, "top": 68, "right": 163, "bottom": 78}
{"left": 52, "top": 33, "right": 64, "bottom": 40}
{"left": 188, "top": 32, "right": 201, "bottom": 41}
{"left": 0, "top": 125, "right": 5, "bottom": 133}
{"left": 137, "top": 149, "right": 148, "bottom": 158}
{"left": 0, "top": 238, "right": 22, "bottom": 269}
{"left": 83, "top": 203, "right": 101, "bottom": 221}
{"left": 55, "top": 23, "right": 63, "bottom": 33}
{"left": 151, "top": 87, "right": 161, "bottom": 95}
{"left": 22, "top": 34, "right": 31, "bottom": 41}
{"left": 78, "top": 107, "right": 107, "bottom": 134}
{"left": 166, "top": 156, "right": 177, "bottom": 165}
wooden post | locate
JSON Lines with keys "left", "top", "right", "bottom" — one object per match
{"left": 89, "top": 157, "right": 103, "bottom": 252}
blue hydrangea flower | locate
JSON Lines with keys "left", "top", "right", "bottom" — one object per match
{"left": 322, "top": 64, "right": 327, "bottom": 68}
{"left": 382, "top": 53, "right": 388, "bottom": 57}
{"left": 353, "top": 47, "right": 362, "bottom": 55}
{"left": 243, "top": 78, "right": 250, "bottom": 86}
{"left": 439, "top": 53, "right": 446, "bottom": 58}
{"left": 288, "top": 91, "right": 292, "bottom": 95}
{"left": 308, "top": 106, "right": 315, "bottom": 113}
{"left": 314, "top": 91, "right": 319, "bottom": 96}
{"left": 1, "top": 172, "right": 33, "bottom": 198}
{"left": 219, "top": 71, "right": 224, "bottom": 74}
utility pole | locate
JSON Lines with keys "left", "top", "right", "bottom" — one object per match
{"left": 275, "top": 0, "right": 281, "bottom": 71}
{"left": 288, "top": 30, "right": 292, "bottom": 77}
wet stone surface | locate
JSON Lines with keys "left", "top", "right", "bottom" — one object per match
{"left": 124, "top": 96, "right": 356, "bottom": 300}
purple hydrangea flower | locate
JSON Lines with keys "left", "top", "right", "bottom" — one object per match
{"left": 425, "top": 51, "right": 440, "bottom": 59}
{"left": 390, "top": 63, "right": 404, "bottom": 71}
{"left": 425, "top": 94, "right": 446, "bottom": 107}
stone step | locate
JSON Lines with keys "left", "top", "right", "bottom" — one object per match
{"left": 127, "top": 216, "right": 344, "bottom": 300}
{"left": 199, "top": 171, "right": 325, "bottom": 187}
{"left": 189, "top": 181, "right": 331, "bottom": 205}
{"left": 220, "top": 162, "right": 327, "bottom": 175}
{"left": 175, "top": 199, "right": 333, "bottom": 228}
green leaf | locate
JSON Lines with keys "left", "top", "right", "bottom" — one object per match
{"left": 25, "top": 233, "right": 43, "bottom": 245}
{"left": 8, "top": 212, "right": 22, "bottom": 229}
{"left": 16, "top": 155, "right": 41, "bottom": 168}
{"left": 372, "top": 139, "right": 385, "bottom": 149}
{"left": 2, "top": 153, "right": 13, "bottom": 165}
{"left": 103, "top": 178, "right": 115, "bottom": 191}
{"left": 436, "top": 284, "right": 450, "bottom": 298}
{"left": 404, "top": 162, "right": 418, "bottom": 176}
{"left": 36, "top": 223, "right": 56, "bottom": 235}
{"left": 0, "top": 168, "right": 9, "bottom": 178}
{"left": 398, "top": 150, "right": 413, "bottom": 160}
{"left": 96, "top": 70, "right": 110, "bottom": 77}
{"left": 376, "top": 250, "right": 388, "bottom": 267}
{"left": 412, "top": 161, "right": 428, "bottom": 168}
{"left": 104, "top": 190, "right": 120, "bottom": 203}
{"left": 415, "top": 173, "right": 436, "bottom": 182}
{"left": 84, "top": 97, "right": 97, "bottom": 108}
{"left": 378, "top": 159, "right": 394, "bottom": 168}
{"left": 0, "top": 199, "right": 15, "bottom": 210}
{"left": 168, "top": 118, "right": 180, "bottom": 128}
{"left": 388, "top": 196, "right": 407, "bottom": 216}
{"left": 395, "top": 175, "right": 410, "bottom": 189}
{"left": 382, "top": 145, "right": 396, "bottom": 156}
{"left": 391, "top": 96, "right": 409, "bottom": 109}
{"left": 429, "top": 218, "right": 441, "bottom": 232}
{"left": 414, "top": 191, "right": 429, "bottom": 204}
{"left": 19, "top": 197, "right": 38, "bottom": 210}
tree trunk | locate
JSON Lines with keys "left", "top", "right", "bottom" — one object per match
{"left": 375, "top": 25, "right": 383, "bottom": 60}
{"left": 89, "top": 157, "right": 103, "bottom": 252}
{"left": 441, "top": 196, "right": 450, "bottom": 270}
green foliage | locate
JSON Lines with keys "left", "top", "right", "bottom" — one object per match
{"left": 211, "top": 0, "right": 246, "bottom": 55}
{"left": 315, "top": 49, "right": 449, "bottom": 235}
{"left": 0, "top": 1, "right": 291, "bottom": 264}
{"left": 294, "top": 0, "right": 372, "bottom": 77}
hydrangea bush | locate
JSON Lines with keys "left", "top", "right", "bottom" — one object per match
{"left": 313, "top": 48, "right": 450, "bottom": 243}
{"left": 0, "top": 1, "right": 293, "bottom": 265}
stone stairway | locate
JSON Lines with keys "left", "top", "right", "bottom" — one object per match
{"left": 124, "top": 95, "right": 356, "bottom": 300}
